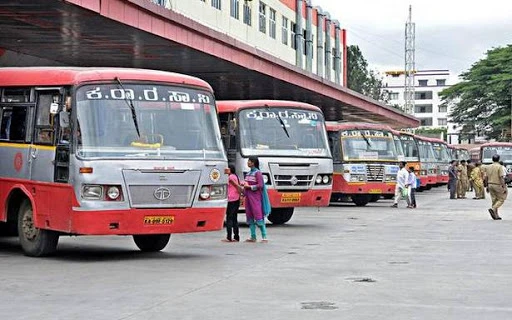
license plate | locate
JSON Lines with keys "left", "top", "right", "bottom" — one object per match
{"left": 144, "top": 216, "right": 174, "bottom": 225}
{"left": 281, "top": 193, "right": 301, "bottom": 203}
{"left": 368, "top": 189, "right": 382, "bottom": 194}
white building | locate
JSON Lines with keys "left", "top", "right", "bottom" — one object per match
{"left": 382, "top": 69, "right": 459, "bottom": 141}
{"left": 151, "top": 0, "right": 346, "bottom": 85}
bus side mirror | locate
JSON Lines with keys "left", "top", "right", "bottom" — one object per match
{"left": 59, "top": 111, "right": 70, "bottom": 128}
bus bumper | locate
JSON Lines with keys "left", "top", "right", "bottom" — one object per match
{"left": 67, "top": 207, "right": 225, "bottom": 235}
{"left": 332, "top": 176, "right": 396, "bottom": 195}
{"left": 266, "top": 189, "right": 331, "bottom": 208}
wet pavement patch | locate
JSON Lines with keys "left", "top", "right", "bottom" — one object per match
{"left": 301, "top": 301, "right": 338, "bottom": 310}
{"left": 345, "top": 277, "right": 377, "bottom": 283}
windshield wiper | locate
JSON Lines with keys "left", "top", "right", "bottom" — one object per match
{"left": 266, "top": 105, "right": 290, "bottom": 138}
{"left": 360, "top": 131, "right": 371, "bottom": 147}
{"left": 115, "top": 77, "right": 140, "bottom": 138}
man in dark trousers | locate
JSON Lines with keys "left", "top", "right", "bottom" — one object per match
{"left": 448, "top": 160, "right": 458, "bottom": 199}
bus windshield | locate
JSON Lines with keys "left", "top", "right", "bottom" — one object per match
{"left": 341, "top": 129, "right": 398, "bottom": 161}
{"left": 418, "top": 141, "right": 437, "bottom": 162}
{"left": 400, "top": 136, "right": 420, "bottom": 162}
{"left": 393, "top": 135, "right": 405, "bottom": 161}
{"left": 482, "top": 146, "right": 512, "bottom": 163}
{"left": 75, "top": 84, "right": 225, "bottom": 160}
{"left": 432, "top": 143, "right": 451, "bottom": 162}
{"left": 458, "top": 149, "right": 470, "bottom": 161}
{"left": 238, "top": 107, "right": 330, "bottom": 157}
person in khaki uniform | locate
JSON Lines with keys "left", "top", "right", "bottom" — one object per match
{"left": 485, "top": 155, "right": 508, "bottom": 220}
{"left": 470, "top": 162, "right": 485, "bottom": 199}
{"left": 457, "top": 160, "right": 468, "bottom": 199}
{"left": 467, "top": 159, "right": 475, "bottom": 191}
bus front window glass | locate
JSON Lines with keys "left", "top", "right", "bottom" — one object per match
{"left": 401, "top": 137, "right": 419, "bottom": 162}
{"left": 75, "top": 84, "right": 225, "bottom": 160}
{"left": 340, "top": 130, "right": 397, "bottom": 161}
{"left": 482, "top": 146, "right": 512, "bottom": 163}
{"left": 238, "top": 108, "right": 330, "bottom": 157}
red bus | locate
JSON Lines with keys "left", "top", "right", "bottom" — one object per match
{"left": 327, "top": 122, "right": 399, "bottom": 206}
{"left": 0, "top": 67, "right": 228, "bottom": 256}
{"left": 427, "top": 137, "right": 451, "bottom": 185}
{"left": 217, "top": 100, "right": 332, "bottom": 224}
{"left": 476, "top": 142, "right": 512, "bottom": 184}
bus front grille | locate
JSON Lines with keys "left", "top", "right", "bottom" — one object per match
{"left": 366, "top": 165, "right": 384, "bottom": 182}
{"left": 128, "top": 185, "right": 194, "bottom": 208}
{"left": 274, "top": 175, "right": 313, "bottom": 187}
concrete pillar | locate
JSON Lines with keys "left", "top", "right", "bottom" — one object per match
{"left": 295, "top": 0, "right": 304, "bottom": 68}
{"left": 305, "top": 1, "right": 313, "bottom": 73}
{"left": 315, "top": 8, "right": 325, "bottom": 78}
{"left": 334, "top": 22, "right": 342, "bottom": 85}
{"left": 324, "top": 15, "right": 332, "bottom": 80}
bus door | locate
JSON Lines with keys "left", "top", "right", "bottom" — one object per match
{"left": 219, "top": 111, "right": 237, "bottom": 165}
{"left": 29, "top": 88, "right": 68, "bottom": 183}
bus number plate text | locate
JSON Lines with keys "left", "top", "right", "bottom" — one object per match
{"left": 144, "top": 216, "right": 175, "bottom": 225}
{"left": 281, "top": 193, "right": 301, "bottom": 203}
{"left": 368, "top": 189, "right": 382, "bottom": 194}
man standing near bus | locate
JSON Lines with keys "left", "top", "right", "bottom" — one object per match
{"left": 448, "top": 160, "right": 458, "bottom": 199}
{"left": 391, "top": 162, "right": 410, "bottom": 208}
{"left": 485, "top": 155, "right": 508, "bottom": 220}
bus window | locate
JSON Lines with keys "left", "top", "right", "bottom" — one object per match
{"left": 0, "top": 106, "right": 28, "bottom": 142}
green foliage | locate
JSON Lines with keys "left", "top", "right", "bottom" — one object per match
{"left": 347, "top": 45, "right": 387, "bottom": 102}
{"left": 439, "top": 45, "right": 512, "bottom": 141}
{"left": 415, "top": 127, "right": 448, "bottom": 140}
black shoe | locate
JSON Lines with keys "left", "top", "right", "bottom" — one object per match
{"left": 390, "top": 204, "right": 398, "bottom": 208}
{"left": 488, "top": 208, "right": 498, "bottom": 220}
{"left": 496, "top": 216, "right": 502, "bottom": 220}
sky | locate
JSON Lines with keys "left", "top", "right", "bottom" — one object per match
{"left": 313, "top": 0, "right": 512, "bottom": 79}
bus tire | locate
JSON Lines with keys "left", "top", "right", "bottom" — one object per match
{"left": 133, "top": 234, "right": 170, "bottom": 252}
{"left": 352, "top": 195, "right": 369, "bottom": 207}
{"left": 267, "top": 208, "right": 294, "bottom": 225}
{"left": 369, "top": 195, "right": 380, "bottom": 202}
{"left": 17, "top": 199, "right": 59, "bottom": 257}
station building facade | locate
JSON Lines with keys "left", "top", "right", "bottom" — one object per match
{"left": 151, "top": 0, "right": 346, "bottom": 86}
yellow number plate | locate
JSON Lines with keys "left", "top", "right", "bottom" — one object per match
{"left": 368, "top": 189, "right": 382, "bottom": 194}
{"left": 144, "top": 216, "right": 175, "bottom": 225}
{"left": 281, "top": 193, "right": 301, "bottom": 203}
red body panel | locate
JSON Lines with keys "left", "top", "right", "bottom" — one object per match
{"left": 267, "top": 189, "right": 331, "bottom": 208}
{"left": 0, "top": 178, "right": 224, "bottom": 235}
{"left": 332, "top": 174, "right": 395, "bottom": 195}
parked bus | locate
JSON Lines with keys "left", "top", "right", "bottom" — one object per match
{"left": 398, "top": 131, "right": 426, "bottom": 189}
{"left": 217, "top": 100, "right": 332, "bottom": 224}
{"left": 327, "top": 122, "right": 399, "bottom": 206}
{"left": 415, "top": 135, "right": 438, "bottom": 189}
{"left": 0, "top": 67, "right": 228, "bottom": 256}
{"left": 429, "top": 137, "right": 451, "bottom": 185}
{"left": 476, "top": 142, "right": 512, "bottom": 184}
{"left": 450, "top": 145, "right": 470, "bottom": 161}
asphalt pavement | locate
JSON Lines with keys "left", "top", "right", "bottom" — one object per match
{"left": 1, "top": 187, "right": 511, "bottom": 320}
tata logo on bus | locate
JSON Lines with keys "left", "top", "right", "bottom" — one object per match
{"left": 245, "top": 110, "right": 318, "bottom": 120}
{"left": 153, "top": 187, "right": 171, "bottom": 201}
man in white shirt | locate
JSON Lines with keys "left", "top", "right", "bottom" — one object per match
{"left": 391, "top": 161, "right": 411, "bottom": 208}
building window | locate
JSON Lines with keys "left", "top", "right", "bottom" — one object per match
{"left": 436, "top": 79, "right": 446, "bottom": 86}
{"left": 291, "top": 22, "right": 296, "bottom": 49}
{"left": 243, "top": 1, "right": 252, "bottom": 26}
{"left": 281, "top": 16, "right": 289, "bottom": 45}
{"left": 438, "top": 118, "right": 447, "bottom": 126}
{"left": 438, "top": 105, "right": 447, "bottom": 113}
{"left": 389, "top": 92, "right": 399, "bottom": 100}
{"left": 418, "top": 79, "right": 428, "bottom": 86}
{"left": 419, "top": 117, "right": 433, "bottom": 126}
{"left": 269, "top": 8, "right": 276, "bottom": 39}
{"left": 414, "top": 104, "right": 433, "bottom": 113}
{"left": 415, "top": 91, "right": 433, "bottom": 100}
{"left": 259, "top": 1, "right": 267, "bottom": 34}
{"left": 302, "top": 29, "right": 307, "bottom": 55}
{"left": 230, "top": 0, "right": 239, "bottom": 19}
{"left": 212, "top": 0, "right": 221, "bottom": 10}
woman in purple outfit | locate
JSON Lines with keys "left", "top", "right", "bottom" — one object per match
{"left": 243, "top": 156, "right": 268, "bottom": 243}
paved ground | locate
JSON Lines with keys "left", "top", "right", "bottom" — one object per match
{"left": 1, "top": 187, "right": 511, "bottom": 320}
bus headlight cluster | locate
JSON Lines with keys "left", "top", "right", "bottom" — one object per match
{"left": 82, "top": 184, "right": 123, "bottom": 201}
{"left": 349, "top": 174, "right": 366, "bottom": 182}
{"left": 385, "top": 175, "right": 397, "bottom": 181}
{"left": 262, "top": 173, "right": 270, "bottom": 185}
{"left": 315, "top": 174, "right": 331, "bottom": 185}
{"left": 199, "top": 185, "right": 227, "bottom": 200}
{"left": 420, "top": 170, "right": 427, "bottom": 176}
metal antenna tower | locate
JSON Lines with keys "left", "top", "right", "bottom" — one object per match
{"left": 404, "top": 5, "right": 415, "bottom": 115}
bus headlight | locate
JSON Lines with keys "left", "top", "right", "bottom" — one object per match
{"left": 107, "top": 186, "right": 120, "bottom": 200}
{"left": 199, "top": 185, "right": 227, "bottom": 200}
{"left": 349, "top": 174, "right": 366, "bottom": 182}
{"left": 82, "top": 185, "right": 103, "bottom": 200}
{"left": 316, "top": 175, "right": 323, "bottom": 184}
{"left": 322, "top": 175, "right": 330, "bottom": 184}
{"left": 262, "top": 174, "right": 269, "bottom": 184}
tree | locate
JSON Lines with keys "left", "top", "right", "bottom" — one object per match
{"left": 439, "top": 45, "right": 512, "bottom": 141}
{"left": 346, "top": 45, "right": 387, "bottom": 102}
